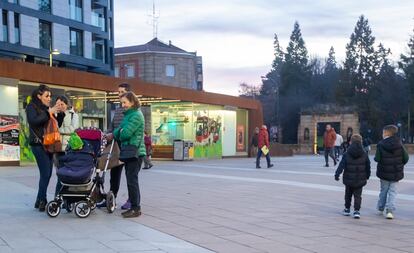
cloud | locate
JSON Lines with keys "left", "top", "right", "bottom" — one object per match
{"left": 114, "top": 0, "right": 414, "bottom": 95}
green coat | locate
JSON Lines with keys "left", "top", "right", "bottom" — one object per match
{"left": 114, "top": 108, "right": 146, "bottom": 157}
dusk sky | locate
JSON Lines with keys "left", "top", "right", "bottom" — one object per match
{"left": 114, "top": 0, "right": 414, "bottom": 95}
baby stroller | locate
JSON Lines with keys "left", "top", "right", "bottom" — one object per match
{"left": 46, "top": 127, "right": 116, "bottom": 218}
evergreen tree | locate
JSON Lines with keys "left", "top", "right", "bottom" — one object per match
{"left": 399, "top": 29, "right": 414, "bottom": 140}
{"left": 325, "top": 46, "right": 337, "bottom": 73}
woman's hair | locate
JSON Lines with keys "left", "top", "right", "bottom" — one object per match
{"left": 118, "top": 83, "right": 131, "bottom": 91}
{"left": 31, "top": 84, "right": 51, "bottom": 105}
{"left": 120, "top": 91, "right": 140, "bottom": 109}
{"left": 56, "top": 95, "right": 70, "bottom": 107}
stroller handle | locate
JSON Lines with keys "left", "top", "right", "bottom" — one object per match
{"left": 101, "top": 140, "right": 115, "bottom": 174}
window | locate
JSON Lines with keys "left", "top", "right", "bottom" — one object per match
{"left": 114, "top": 66, "right": 119, "bottom": 77}
{"left": 92, "top": 35, "right": 104, "bottom": 61}
{"left": 70, "top": 28, "right": 83, "bottom": 56}
{"left": 91, "top": 6, "right": 106, "bottom": 32}
{"left": 2, "top": 10, "right": 8, "bottom": 42}
{"left": 11, "top": 0, "right": 19, "bottom": 4}
{"left": 125, "top": 64, "right": 135, "bottom": 78}
{"left": 14, "top": 13, "right": 20, "bottom": 44}
{"left": 39, "top": 0, "right": 51, "bottom": 13}
{"left": 69, "top": 0, "right": 83, "bottom": 22}
{"left": 166, "top": 64, "right": 175, "bottom": 77}
{"left": 39, "top": 20, "right": 51, "bottom": 50}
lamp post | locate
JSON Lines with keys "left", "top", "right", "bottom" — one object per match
{"left": 49, "top": 48, "right": 60, "bottom": 67}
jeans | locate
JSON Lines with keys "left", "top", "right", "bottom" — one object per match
{"left": 377, "top": 180, "right": 398, "bottom": 212}
{"left": 124, "top": 157, "right": 142, "bottom": 210}
{"left": 345, "top": 186, "right": 363, "bottom": 211}
{"left": 324, "top": 147, "right": 335, "bottom": 165}
{"left": 334, "top": 146, "right": 341, "bottom": 160}
{"left": 110, "top": 164, "right": 124, "bottom": 198}
{"left": 31, "top": 145, "right": 54, "bottom": 201}
{"left": 256, "top": 148, "right": 271, "bottom": 167}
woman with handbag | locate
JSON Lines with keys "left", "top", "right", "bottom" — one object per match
{"left": 26, "top": 85, "right": 60, "bottom": 211}
{"left": 113, "top": 92, "right": 146, "bottom": 218}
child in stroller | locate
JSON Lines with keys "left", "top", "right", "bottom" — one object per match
{"left": 46, "top": 128, "right": 116, "bottom": 218}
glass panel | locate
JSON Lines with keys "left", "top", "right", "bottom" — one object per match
{"left": 166, "top": 65, "right": 175, "bottom": 77}
{"left": 69, "top": 0, "right": 83, "bottom": 22}
{"left": 70, "top": 29, "right": 83, "bottom": 56}
{"left": 39, "top": 21, "right": 51, "bottom": 50}
{"left": 39, "top": 0, "right": 51, "bottom": 13}
{"left": 14, "top": 13, "right": 20, "bottom": 44}
{"left": 2, "top": 10, "right": 8, "bottom": 42}
{"left": 18, "top": 82, "right": 107, "bottom": 162}
{"left": 114, "top": 66, "right": 119, "bottom": 77}
{"left": 126, "top": 64, "right": 134, "bottom": 78}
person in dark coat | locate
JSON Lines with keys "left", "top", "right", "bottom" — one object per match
{"left": 250, "top": 127, "right": 259, "bottom": 158}
{"left": 375, "top": 125, "right": 409, "bottom": 219}
{"left": 57, "top": 133, "right": 95, "bottom": 185}
{"left": 26, "top": 84, "right": 60, "bottom": 212}
{"left": 335, "top": 134, "right": 371, "bottom": 219}
{"left": 142, "top": 131, "right": 153, "bottom": 170}
{"left": 256, "top": 125, "right": 274, "bottom": 169}
{"left": 323, "top": 124, "right": 337, "bottom": 167}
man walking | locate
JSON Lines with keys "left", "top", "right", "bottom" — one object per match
{"left": 324, "top": 124, "right": 337, "bottom": 167}
{"left": 256, "top": 125, "right": 274, "bottom": 169}
{"left": 335, "top": 133, "right": 344, "bottom": 161}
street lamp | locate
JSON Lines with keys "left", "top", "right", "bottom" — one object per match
{"left": 49, "top": 48, "right": 60, "bottom": 67}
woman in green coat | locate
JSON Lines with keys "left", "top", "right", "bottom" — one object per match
{"left": 113, "top": 92, "right": 146, "bottom": 218}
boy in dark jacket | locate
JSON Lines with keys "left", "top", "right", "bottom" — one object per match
{"left": 335, "top": 134, "right": 371, "bottom": 219}
{"left": 57, "top": 133, "right": 95, "bottom": 185}
{"left": 375, "top": 125, "right": 409, "bottom": 219}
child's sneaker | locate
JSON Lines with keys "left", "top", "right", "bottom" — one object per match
{"left": 353, "top": 211, "right": 361, "bottom": 219}
{"left": 385, "top": 210, "right": 394, "bottom": 219}
{"left": 342, "top": 208, "right": 351, "bottom": 216}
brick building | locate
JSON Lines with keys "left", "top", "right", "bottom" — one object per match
{"left": 115, "top": 38, "right": 203, "bottom": 90}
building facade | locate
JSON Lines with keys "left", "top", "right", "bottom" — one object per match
{"left": 0, "top": 0, "right": 114, "bottom": 75}
{"left": 0, "top": 59, "right": 262, "bottom": 166}
{"left": 115, "top": 38, "right": 203, "bottom": 90}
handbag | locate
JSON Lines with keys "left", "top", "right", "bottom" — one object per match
{"left": 119, "top": 144, "right": 138, "bottom": 162}
{"left": 43, "top": 112, "right": 62, "bottom": 152}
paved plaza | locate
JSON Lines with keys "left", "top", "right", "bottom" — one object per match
{"left": 2, "top": 155, "right": 414, "bottom": 252}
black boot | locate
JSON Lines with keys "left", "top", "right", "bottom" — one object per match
{"left": 34, "top": 199, "right": 40, "bottom": 209}
{"left": 38, "top": 200, "right": 47, "bottom": 212}
{"left": 122, "top": 208, "right": 142, "bottom": 218}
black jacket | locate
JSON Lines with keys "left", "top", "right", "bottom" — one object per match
{"left": 251, "top": 133, "right": 258, "bottom": 147}
{"left": 25, "top": 101, "right": 50, "bottom": 146}
{"left": 335, "top": 142, "right": 371, "bottom": 188}
{"left": 375, "top": 136, "right": 409, "bottom": 182}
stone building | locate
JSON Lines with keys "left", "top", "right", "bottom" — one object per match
{"left": 298, "top": 104, "right": 360, "bottom": 154}
{"left": 114, "top": 38, "right": 203, "bottom": 90}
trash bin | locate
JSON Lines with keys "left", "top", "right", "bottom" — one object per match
{"left": 173, "top": 140, "right": 194, "bottom": 161}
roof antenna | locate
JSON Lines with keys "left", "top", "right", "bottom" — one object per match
{"left": 148, "top": 0, "right": 160, "bottom": 39}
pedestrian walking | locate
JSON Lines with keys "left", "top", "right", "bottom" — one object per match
{"left": 256, "top": 125, "right": 274, "bottom": 169}
{"left": 323, "top": 124, "right": 337, "bottom": 167}
{"left": 334, "top": 133, "right": 344, "bottom": 161}
{"left": 335, "top": 134, "right": 371, "bottom": 219}
{"left": 375, "top": 125, "right": 409, "bottom": 219}
{"left": 142, "top": 131, "right": 153, "bottom": 170}
{"left": 250, "top": 127, "right": 259, "bottom": 158}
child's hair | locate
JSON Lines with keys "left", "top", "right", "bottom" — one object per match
{"left": 383, "top": 125, "right": 398, "bottom": 136}
{"left": 56, "top": 95, "right": 70, "bottom": 106}
{"left": 120, "top": 91, "right": 140, "bottom": 109}
{"left": 350, "top": 134, "right": 362, "bottom": 143}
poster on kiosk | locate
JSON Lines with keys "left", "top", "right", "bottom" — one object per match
{"left": 0, "top": 115, "right": 20, "bottom": 162}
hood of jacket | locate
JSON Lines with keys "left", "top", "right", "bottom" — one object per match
{"left": 347, "top": 142, "right": 365, "bottom": 159}
{"left": 381, "top": 135, "right": 402, "bottom": 152}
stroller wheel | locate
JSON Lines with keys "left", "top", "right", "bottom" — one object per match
{"left": 106, "top": 191, "right": 115, "bottom": 213}
{"left": 46, "top": 201, "right": 61, "bottom": 218}
{"left": 64, "top": 200, "right": 74, "bottom": 213}
{"left": 74, "top": 201, "right": 91, "bottom": 218}
{"left": 91, "top": 202, "right": 97, "bottom": 211}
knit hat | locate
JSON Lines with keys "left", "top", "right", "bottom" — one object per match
{"left": 68, "top": 133, "right": 83, "bottom": 150}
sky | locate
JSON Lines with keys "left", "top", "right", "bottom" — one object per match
{"left": 114, "top": 0, "right": 414, "bottom": 96}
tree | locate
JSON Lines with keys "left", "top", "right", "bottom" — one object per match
{"left": 279, "top": 21, "right": 311, "bottom": 143}
{"left": 239, "top": 82, "right": 260, "bottom": 99}
{"left": 325, "top": 46, "right": 337, "bottom": 73}
{"left": 399, "top": 28, "right": 414, "bottom": 140}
